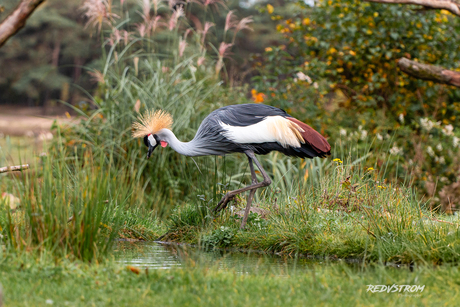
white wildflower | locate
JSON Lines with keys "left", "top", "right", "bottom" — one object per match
{"left": 358, "top": 125, "right": 362, "bottom": 131}
{"left": 313, "top": 82, "right": 319, "bottom": 89}
{"left": 340, "top": 128, "right": 347, "bottom": 136}
{"left": 46, "top": 299, "right": 54, "bottom": 305}
{"left": 376, "top": 133, "right": 383, "bottom": 141}
{"left": 442, "top": 124, "right": 454, "bottom": 136}
{"left": 436, "top": 143, "right": 443, "bottom": 151}
{"left": 360, "top": 130, "right": 368, "bottom": 140}
{"left": 389, "top": 144, "right": 402, "bottom": 155}
{"left": 398, "top": 113, "right": 404, "bottom": 124}
{"left": 453, "top": 136, "right": 460, "bottom": 148}
{"left": 426, "top": 146, "right": 435, "bottom": 157}
{"left": 420, "top": 118, "right": 436, "bottom": 131}
{"left": 440, "top": 177, "right": 449, "bottom": 183}
{"left": 296, "top": 72, "right": 312, "bottom": 83}
{"left": 439, "top": 156, "right": 446, "bottom": 164}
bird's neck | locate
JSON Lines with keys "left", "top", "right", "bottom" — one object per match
{"left": 157, "top": 129, "right": 202, "bottom": 157}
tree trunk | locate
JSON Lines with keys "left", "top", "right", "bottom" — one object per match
{"left": 398, "top": 57, "right": 460, "bottom": 87}
{"left": 0, "top": 0, "right": 46, "bottom": 48}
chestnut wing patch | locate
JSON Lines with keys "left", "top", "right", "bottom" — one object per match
{"left": 287, "top": 117, "right": 331, "bottom": 155}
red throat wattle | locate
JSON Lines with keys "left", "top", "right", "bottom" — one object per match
{"left": 160, "top": 141, "right": 168, "bottom": 148}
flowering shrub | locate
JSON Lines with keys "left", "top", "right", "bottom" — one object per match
{"left": 252, "top": 0, "right": 460, "bottom": 210}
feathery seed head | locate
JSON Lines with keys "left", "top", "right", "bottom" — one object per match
{"left": 132, "top": 110, "right": 173, "bottom": 138}
{"left": 224, "top": 10, "right": 237, "bottom": 33}
{"left": 235, "top": 16, "right": 253, "bottom": 33}
{"left": 179, "top": 37, "right": 187, "bottom": 57}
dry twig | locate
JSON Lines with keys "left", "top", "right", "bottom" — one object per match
{"left": 0, "top": 164, "right": 29, "bottom": 173}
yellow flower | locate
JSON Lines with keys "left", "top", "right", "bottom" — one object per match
{"left": 349, "top": 50, "right": 356, "bottom": 56}
{"left": 265, "top": 47, "right": 273, "bottom": 52}
{"left": 366, "top": 29, "right": 373, "bottom": 35}
{"left": 303, "top": 18, "right": 310, "bottom": 26}
{"left": 267, "top": 4, "right": 274, "bottom": 14}
{"left": 333, "top": 158, "right": 343, "bottom": 164}
{"left": 337, "top": 68, "right": 344, "bottom": 73}
{"left": 373, "top": 12, "right": 379, "bottom": 17}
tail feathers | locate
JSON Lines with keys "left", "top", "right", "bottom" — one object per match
{"left": 287, "top": 117, "right": 331, "bottom": 155}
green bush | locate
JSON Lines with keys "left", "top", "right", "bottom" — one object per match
{"left": 252, "top": 0, "right": 460, "bottom": 208}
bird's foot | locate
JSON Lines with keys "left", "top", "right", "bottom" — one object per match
{"left": 214, "top": 194, "right": 235, "bottom": 212}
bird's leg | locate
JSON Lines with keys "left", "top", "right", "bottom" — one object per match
{"left": 214, "top": 150, "right": 272, "bottom": 212}
{"left": 240, "top": 189, "right": 256, "bottom": 230}
{"left": 240, "top": 158, "right": 258, "bottom": 229}
{"left": 248, "top": 155, "right": 258, "bottom": 185}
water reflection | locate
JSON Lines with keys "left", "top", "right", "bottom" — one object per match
{"left": 114, "top": 241, "right": 349, "bottom": 275}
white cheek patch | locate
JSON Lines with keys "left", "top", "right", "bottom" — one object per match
{"left": 148, "top": 134, "right": 156, "bottom": 147}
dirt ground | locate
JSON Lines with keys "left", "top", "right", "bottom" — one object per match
{"left": 0, "top": 105, "right": 74, "bottom": 136}
{"left": 0, "top": 105, "right": 76, "bottom": 166}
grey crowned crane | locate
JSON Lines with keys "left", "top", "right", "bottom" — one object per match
{"left": 132, "top": 103, "right": 331, "bottom": 229}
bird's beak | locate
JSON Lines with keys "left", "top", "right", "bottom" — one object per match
{"left": 147, "top": 143, "right": 159, "bottom": 159}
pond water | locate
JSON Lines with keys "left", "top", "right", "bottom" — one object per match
{"left": 114, "top": 241, "right": 358, "bottom": 275}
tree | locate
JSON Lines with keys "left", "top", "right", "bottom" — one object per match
{"left": 0, "top": 0, "right": 45, "bottom": 48}
{"left": 365, "top": 0, "right": 460, "bottom": 87}
{"left": 0, "top": 0, "right": 100, "bottom": 109}
{"left": 251, "top": 0, "right": 460, "bottom": 207}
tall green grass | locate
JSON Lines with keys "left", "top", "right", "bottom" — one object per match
{"left": 1, "top": 135, "right": 156, "bottom": 262}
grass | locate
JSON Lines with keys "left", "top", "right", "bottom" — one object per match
{"left": 0, "top": 133, "right": 163, "bottom": 262}
{"left": 161, "top": 158, "right": 460, "bottom": 265}
{"left": 0, "top": 253, "right": 458, "bottom": 306}
{"left": 3, "top": 132, "right": 460, "bottom": 265}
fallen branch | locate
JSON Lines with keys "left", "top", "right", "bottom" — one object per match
{"left": 398, "top": 57, "right": 460, "bottom": 87}
{"left": 0, "top": 164, "right": 30, "bottom": 173}
{"left": 364, "top": 0, "right": 460, "bottom": 17}
{"left": 0, "top": 0, "right": 46, "bottom": 48}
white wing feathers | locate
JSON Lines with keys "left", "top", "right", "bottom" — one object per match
{"left": 220, "top": 116, "right": 305, "bottom": 148}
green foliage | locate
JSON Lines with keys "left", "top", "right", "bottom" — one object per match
{"left": 202, "top": 226, "right": 235, "bottom": 248}
{"left": 252, "top": 0, "right": 460, "bottom": 206}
